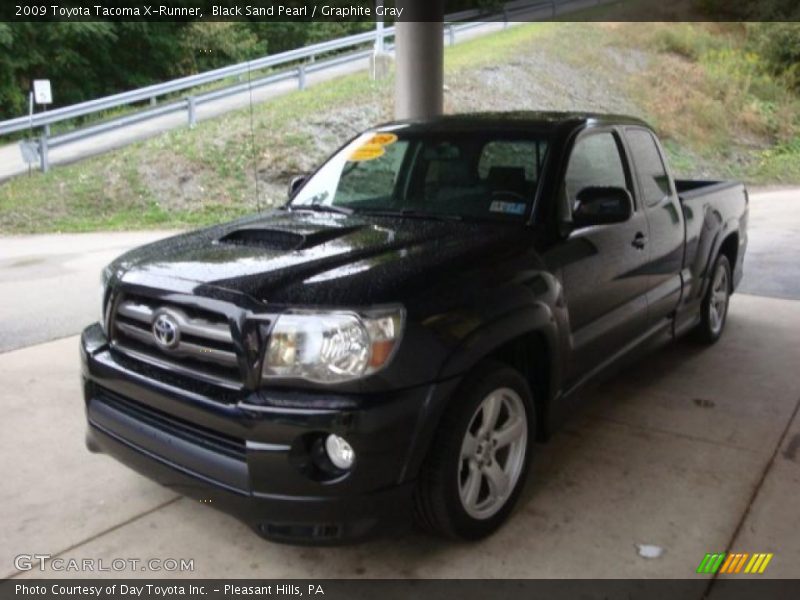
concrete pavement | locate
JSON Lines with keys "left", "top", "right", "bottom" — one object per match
{"left": 737, "top": 187, "right": 800, "bottom": 301}
{"left": 2, "top": 294, "right": 798, "bottom": 581}
{"left": 0, "top": 188, "right": 798, "bottom": 583}
{"left": 0, "top": 231, "right": 178, "bottom": 352}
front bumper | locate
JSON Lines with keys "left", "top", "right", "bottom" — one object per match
{"left": 80, "top": 323, "right": 458, "bottom": 544}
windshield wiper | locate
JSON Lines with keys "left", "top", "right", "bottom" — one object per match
{"left": 289, "top": 203, "right": 354, "bottom": 215}
{"left": 358, "top": 208, "right": 463, "bottom": 221}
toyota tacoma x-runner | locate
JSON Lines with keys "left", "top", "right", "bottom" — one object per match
{"left": 81, "top": 112, "right": 749, "bottom": 544}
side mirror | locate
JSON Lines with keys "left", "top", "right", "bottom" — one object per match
{"left": 572, "top": 186, "right": 632, "bottom": 228}
{"left": 288, "top": 174, "right": 307, "bottom": 198}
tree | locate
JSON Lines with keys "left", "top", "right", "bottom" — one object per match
{"left": 178, "top": 22, "right": 261, "bottom": 74}
{"left": 748, "top": 23, "right": 800, "bottom": 91}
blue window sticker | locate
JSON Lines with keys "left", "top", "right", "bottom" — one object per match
{"left": 489, "top": 200, "right": 526, "bottom": 215}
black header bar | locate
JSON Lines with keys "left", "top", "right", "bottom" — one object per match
{"left": 4, "top": 579, "right": 800, "bottom": 600}
{"left": 2, "top": 0, "right": 799, "bottom": 22}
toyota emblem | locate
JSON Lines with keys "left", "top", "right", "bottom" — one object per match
{"left": 152, "top": 312, "right": 180, "bottom": 350}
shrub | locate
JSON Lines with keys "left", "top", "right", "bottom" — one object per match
{"left": 747, "top": 23, "right": 800, "bottom": 92}
{"left": 649, "top": 23, "right": 722, "bottom": 60}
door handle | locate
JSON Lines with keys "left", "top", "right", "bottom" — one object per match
{"left": 632, "top": 232, "right": 647, "bottom": 250}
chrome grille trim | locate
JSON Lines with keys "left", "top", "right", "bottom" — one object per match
{"left": 110, "top": 345, "right": 242, "bottom": 390}
{"left": 110, "top": 296, "right": 243, "bottom": 389}
{"left": 114, "top": 321, "right": 238, "bottom": 367}
{"left": 117, "top": 301, "right": 233, "bottom": 344}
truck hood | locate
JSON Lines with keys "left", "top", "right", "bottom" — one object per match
{"left": 110, "top": 209, "right": 530, "bottom": 306}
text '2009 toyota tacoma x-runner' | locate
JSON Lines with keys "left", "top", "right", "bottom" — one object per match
{"left": 81, "top": 112, "right": 748, "bottom": 544}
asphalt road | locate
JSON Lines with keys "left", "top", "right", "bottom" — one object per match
{"left": 0, "top": 21, "right": 515, "bottom": 182}
{"left": 0, "top": 58, "right": 368, "bottom": 181}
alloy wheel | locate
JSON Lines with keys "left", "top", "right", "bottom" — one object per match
{"left": 458, "top": 387, "right": 528, "bottom": 520}
{"left": 708, "top": 263, "right": 729, "bottom": 335}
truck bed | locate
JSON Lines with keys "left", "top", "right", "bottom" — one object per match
{"left": 675, "top": 179, "right": 743, "bottom": 200}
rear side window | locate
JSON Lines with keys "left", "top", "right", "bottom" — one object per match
{"left": 564, "top": 133, "right": 628, "bottom": 202}
{"left": 626, "top": 129, "right": 671, "bottom": 208}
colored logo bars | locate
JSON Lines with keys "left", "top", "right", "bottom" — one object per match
{"left": 697, "top": 552, "right": 774, "bottom": 574}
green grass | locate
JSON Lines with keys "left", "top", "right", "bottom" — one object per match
{"left": 616, "top": 23, "right": 800, "bottom": 182}
{"left": 0, "top": 23, "right": 552, "bottom": 234}
{"left": 0, "top": 72, "right": 388, "bottom": 233}
{"left": 444, "top": 22, "right": 554, "bottom": 71}
{"left": 1, "top": 21, "right": 798, "bottom": 234}
{"left": 516, "top": 22, "right": 800, "bottom": 185}
{"left": 750, "top": 137, "right": 800, "bottom": 183}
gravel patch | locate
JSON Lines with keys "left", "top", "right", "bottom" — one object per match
{"left": 446, "top": 48, "right": 644, "bottom": 118}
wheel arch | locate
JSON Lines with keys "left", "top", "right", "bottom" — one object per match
{"left": 437, "top": 304, "right": 561, "bottom": 439}
{"left": 717, "top": 231, "right": 739, "bottom": 292}
{"left": 699, "top": 225, "right": 740, "bottom": 301}
{"left": 481, "top": 331, "right": 552, "bottom": 441}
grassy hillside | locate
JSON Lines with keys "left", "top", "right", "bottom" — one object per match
{"left": 1, "top": 22, "right": 798, "bottom": 234}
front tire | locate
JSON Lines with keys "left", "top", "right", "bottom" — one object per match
{"left": 414, "top": 361, "right": 535, "bottom": 540}
{"left": 696, "top": 254, "right": 732, "bottom": 344}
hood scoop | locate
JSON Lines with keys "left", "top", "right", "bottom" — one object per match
{"left": 217, "top": 225, "right": 362, "bottom": 251}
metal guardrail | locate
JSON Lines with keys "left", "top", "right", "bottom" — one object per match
{"left": 0, "top": 28, "right": 389, "bottom": 137}
{"left": 0, "top": 0, "right": 604, "bottom": 173}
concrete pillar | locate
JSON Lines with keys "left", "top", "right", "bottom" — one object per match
{"left": 394, "top": 20, "right": 444, "bottom": 120}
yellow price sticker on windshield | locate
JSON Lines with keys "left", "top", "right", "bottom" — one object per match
{"left": 369, "top": 132, "right": 398, "bottom": 146}
{"left": 347, "top": 132, "right": 397, "bottom": 162}
{"left": 348, "top": 143, "right": 386, "bottom": 162}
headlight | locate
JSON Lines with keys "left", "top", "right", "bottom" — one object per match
{"left": 262, "top": 306, "right": 404, "bottom": 384}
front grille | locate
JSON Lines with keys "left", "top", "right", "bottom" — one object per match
{"left": 110, "top": 294, "right": 242, "bottom": 389}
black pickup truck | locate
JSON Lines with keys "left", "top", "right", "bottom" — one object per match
{"left": 81, "top": 112, "right": 748, "bottom": 544}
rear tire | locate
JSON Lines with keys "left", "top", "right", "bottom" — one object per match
{"left": 414, "top": 361, "right": 535, "bottom": 540}
{"left": 695, "top": 254, "right": 732, "bottom": 344}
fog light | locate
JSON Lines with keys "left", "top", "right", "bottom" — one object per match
{"left": 325, "top": 434, "right": 355, "bottom": 470}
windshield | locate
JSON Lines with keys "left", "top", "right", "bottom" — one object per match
{"left": 290, "top": 128, "right": 549, "bottom": 221}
